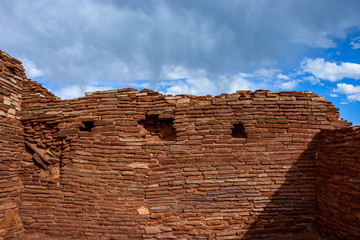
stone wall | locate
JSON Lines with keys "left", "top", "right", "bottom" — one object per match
{"left": 1, "top": 50, "right": 359, "bottom": 239}
{"left": 19, "top": 80, "right": 350, "bottom": 239}
{"left": 0, "top": 50, "right": 26, "bottom": 238}
{"left": 316, "top": 127, "right": 360, "bottom": 239}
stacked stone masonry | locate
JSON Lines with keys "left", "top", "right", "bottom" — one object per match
{"left": 317, "top": 127, "right": 360, "bottom": 239}
{"left": 0, "top": 50, "right": 359, "bottom": 239}
{"left": 0, "top": 51, "right": 26, "bottom": 239}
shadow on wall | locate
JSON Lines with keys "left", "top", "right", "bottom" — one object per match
{"left": 242, "top": 133, "right": 322, "bottom": 240}
{"left": 316, "top": 127, "right": 360, "bottom": 240}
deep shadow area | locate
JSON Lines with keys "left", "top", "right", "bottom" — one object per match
{"left": 231, "top": 122, "right": 247, "bottom": 138}
{"left": 316, "top": 127, "right": 360, "bottom": 240}
{"left": 242, "top": 133, "right": 323, "bottom": 240}
{"left": 80, "top": 121, "right": 94, "bottom": 132}
{"left": 139, "top": 115, "right": 176, "bottom": 141}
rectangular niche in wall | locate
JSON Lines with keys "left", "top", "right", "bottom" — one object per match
{"left": 80, "top": 121, "right": 95, "bottom": 132}
{"left": 139, "top": 115, "right": 176, "bottom": 141}
{"left": 231, "top": 123, "right": 247, "bottom": 138}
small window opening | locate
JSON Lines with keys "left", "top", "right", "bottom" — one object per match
{"left": 4, "top": 62, "right": 16, "bottom": 74}
{"left": 80, "top": 121, "right": 94, "bottom": 132}
{"left": 8, "top": 67, "right": 16, "bottom": 75}
{"left": 139, "top": 115, "right": 176, "bottom": 141}
{"left": 231, "top": 123, "right": 247, "bottom": 138}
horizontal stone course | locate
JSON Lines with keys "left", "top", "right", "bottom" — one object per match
{"left": 1, "top": 50, "right": 359, "bottom": 239}
{"left": 18, "top": 80, "right": 348, "bottom": 239}
{"left": 316, "top": 127, "right": 360, "bottom": 239}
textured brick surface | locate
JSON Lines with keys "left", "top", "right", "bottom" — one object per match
{"left": 317, "top": 127, "right": 360, "bottom": 239}
{"left": 0, "top": 50, "right": 359, "bottom": 239}
{"left": 0, "top": 50, "right": 26, "bottom": 238}
{"left": 19, "top": 83, "right": 350, "bottom": 239}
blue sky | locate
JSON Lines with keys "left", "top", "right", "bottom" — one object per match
{"left": 1, "top": 0, "right": 360, "bottom": 125}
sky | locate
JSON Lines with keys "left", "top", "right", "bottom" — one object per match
{"left": 1, "top": 0, "right": 360, "bottom": 125}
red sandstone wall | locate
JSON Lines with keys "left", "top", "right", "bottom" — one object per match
{"left": 19, "top": 83, "right": 350, "bottom": 239}
{"left": 1, "top": 50, "right": 359, "bottom": 240}
{"left": 316, "top": 127, "right": 360, "bottom": 239}
{"left": 0, "top": 50, "right": 26, "bottom": 238}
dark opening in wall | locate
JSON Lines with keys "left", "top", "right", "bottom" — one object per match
{"left": 3, "top": 62, "right": 16, "bottom": 74}
{"left": 8, "top": 67, "right": 16, "bottom": 75}
{"left": 139, "top": 115, "right": 176, "bottom": 141}
{"left": 231, "top": 123, "right": 247, "bottom": 138}
{"left": 80, "top": 121, "right": 94, "bottom": 132}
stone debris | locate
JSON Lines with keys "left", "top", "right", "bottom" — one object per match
{"left": 0, "top": 49, "right": 359, "bottom": 240}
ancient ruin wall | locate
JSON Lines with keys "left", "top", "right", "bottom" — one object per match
{"left": 0, "top": 50, "right": 26, "bottom": 238}
{"left": 19, "top": 78, "right": 351, "bottom": 239}
{"left": 1, "top": 50, "right": 359, "bottom": 239}
{"left": 316, "top": 127, "right": 360, "bottom": 239}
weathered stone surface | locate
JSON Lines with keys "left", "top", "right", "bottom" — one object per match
{"left": 137, "top": 206, "right": 150, "bottom": 215}
{"left": 145, "top": 225, "right": 162, "bottom": 234}
{"left": 0, "top": 50, "right": 359, "bottom": 240}
{"left": 0, "top": 50, "right": 27, "bottom": 239}
{"left": 316, "top": 127, "right": 360, "bottom": 239}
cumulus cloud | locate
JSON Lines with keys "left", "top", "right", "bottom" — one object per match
{"left": 160, "top": 75, "right": 256, "bottom": 96}
{"left": 334, "top": 83, "right": 360, "bottom": 102}
{"left": 1, "top": 0, "right": 360, "bottom": 94}
{"left": 163, "top": 78, "right": 215, "bottom": 96}
{"left": 336, "top": 83, "right": 360, "bottom": 94}
{"left": 19, "top": 58, "right": 44, "bottom": 78}
{"left": 301, "top": 58, "right": 360, "bottom": 82}
{"left": 53, "top": 82, "right": 113, "bottom": 99}
{"left": 143, "top": 66, "right": 293, "bottom": 96}
{"left": 279, "top": 80, "right": 300, "bottom": 90}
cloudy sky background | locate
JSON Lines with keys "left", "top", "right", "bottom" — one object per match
{"left": 1, "top": 0, "right": 360, "bottom": 125}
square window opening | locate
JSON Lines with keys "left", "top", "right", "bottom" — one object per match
{"left": 231, "top": 123, "right": 247, "bottom": 138}
{"left": 80, "top": 121, "right": 95, "bottom": 132}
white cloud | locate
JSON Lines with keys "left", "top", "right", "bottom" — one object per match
{"left": 350, "top": 36, "right": 360, "bottom": 49}
{"left": 164, "top": 81, "right": 193, "bottom": 95}
{"left": 156, "top": 65, "right": 300, "bottom": 96}
{"left": 161, "top": 65, "right": 189, "bottom": 80}
{"left": 162, "top": 77, "right": 222, "bottom": 96}
{"left": 54, "top": 85, "right": 82, "bottom": 100}
{"left": 334, "top": 83, "right": 360, "bottom": 102}
{"left": 19, "top": 58, "right": 44, "bottom": 78}
{"left": 85, "top": 85, "right": 111, "bottom": 93}
{"left": 301, "top": 58, "right": 360, "bottom": 82}
{"left": 330, "top": 93, "right": 339, "bottom": 97}
{"left": 54, "top": 83, "right": 112, "bottom": 99}
{"left": 228, "top": 76, "right": 252, "bottom": 93}
{"left": 335, "top": 83, "right": 360, "bottom": 94}
{"left": 279, "top": 80, "right": 300, "bottom": 90}
{"left": 159, "top": 72, "right": 260, "bottom": 96}
{"left": 302, "top": 75, "right": 322, "bottom": 85}
{"left": 276, "top": 73, "right": 290, "bottom": 80}
{"left": 130, "top": 82, "right": 151, "bottom": 89}
{"left": 347, "top": 94, "right": 360, "bottom": 101}
{"left": 1, "top": 0, "right": 360, "bottom": 92}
